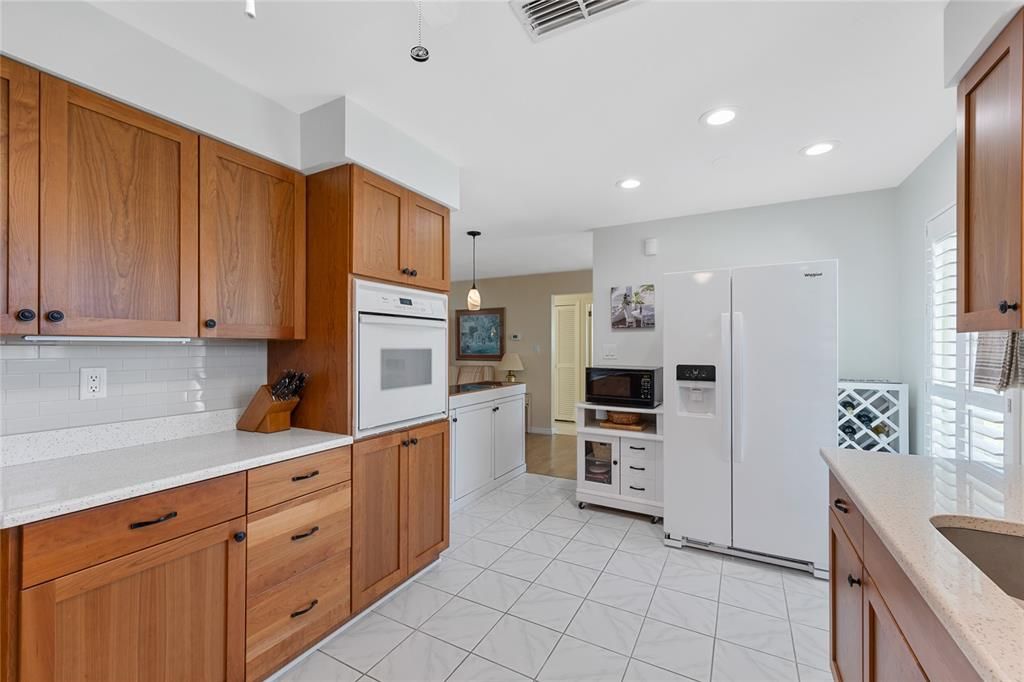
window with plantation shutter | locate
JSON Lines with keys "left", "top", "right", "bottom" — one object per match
{"left": 925, "top": 207, "right": 1018, "bottom": 470}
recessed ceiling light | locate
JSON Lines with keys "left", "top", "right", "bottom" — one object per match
{"left": 801, "top": 142, "right": 836, "bottom": 157}
{"left": 618, "top": 178, "right": 641, "bottom": 190}
{"left": 700, "top": 107, "right": 737, "bottom": 126}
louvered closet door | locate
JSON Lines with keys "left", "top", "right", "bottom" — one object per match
{"left": 554, "top": 302, "right": 580, "bottom": 422}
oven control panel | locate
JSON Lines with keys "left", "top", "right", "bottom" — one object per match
{"left": 355, "top": 280, "right": 448, "bottom": 320}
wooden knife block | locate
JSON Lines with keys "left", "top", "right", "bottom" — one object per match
{"left": 237, "top": 385, "right": 300, "bottom": 433}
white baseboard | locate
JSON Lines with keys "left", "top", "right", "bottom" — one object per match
{"left": 528, "top": 426, "right": 555, "bottom": 435}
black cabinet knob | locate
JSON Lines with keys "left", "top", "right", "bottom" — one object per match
{"left": 612, "top": 460, "right": 618, "bottom": 466}
{"left": 847, "top": 574, "right": 861, "bottom": 587}
{"left": 401, "top": 439, "right": 410, "bottom": 447}
{"left": 204, "top": 319, "right": 217, "bottom": 329}
{"left": 410, "top": 269, "right": 418, "bottom": 277}
{"left": 998, "top": 300, "right": 1019, "bottom": 314}
{"left": 401, "top": 267, "right": 412, "bottom": 275}
{"left": 234, "top": 531, "right": 247, "bottom": 543}
{"left": 410, "top": 437, "right": 419, "bottom": 445}
{"left": 45, "top": 310, "right": 65, "bottom": 323}
{"left": 15, "top": 309, "right": 36, "bottom": 322}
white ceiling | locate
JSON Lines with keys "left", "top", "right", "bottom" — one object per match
{"left": 90, "top": 0, "right": 954, "bottom": 281}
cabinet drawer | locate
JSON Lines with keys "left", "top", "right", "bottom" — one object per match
{"left": 620, "top": 469, "right": 657, "bottom": 501}
{"left": 246, "top": 553, "right": 351, "bottom": 681}
{"left": 247, "top": 483, "right": 352, "bottom": 597}
{"left": 248, "top": 446, "right": 352, "bottom": 512}
{"left": 21, "top": 473, "right": 245, "bottom": 587}
{"left": 620, "top": 438, "right": 660, "bottom": 458}
{"left": 829, "top": 473, "right": 863, "bottom": 557}
{"left": 621, "top": 455, "right": 656, "bottom": 477}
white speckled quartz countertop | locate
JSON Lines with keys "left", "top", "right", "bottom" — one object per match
{"left": 821, "top": 448, "right": 1024, "bottom": 682}
{"left": 0, "top": 428, "right": 352, "bottom": 528}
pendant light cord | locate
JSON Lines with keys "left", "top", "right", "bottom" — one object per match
{"left": 472, "top": 234, "right": 477, "bottom": 287}
{"left": 417, "top": 1, "right": 423, "bottom": 47}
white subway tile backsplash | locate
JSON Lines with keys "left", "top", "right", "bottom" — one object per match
{"left": 0, "top": 339, "right": 266, "bottom": 436}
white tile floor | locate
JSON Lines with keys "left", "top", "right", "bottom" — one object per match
{"left": 276, "top": 473, "right": 833, "bottom": 682}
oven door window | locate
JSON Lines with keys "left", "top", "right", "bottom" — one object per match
{"left": 381, "top": 349, "right": 432, "bottom": 389}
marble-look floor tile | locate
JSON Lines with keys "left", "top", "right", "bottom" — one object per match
{"left": 565, "top": 600, "right": 643, "bottom": 655}
{"left": 517, "top": 497, "right": 563, "bottom": 515}
{"left": 367, "top": 632, "right": 467, "bottom": 682}
{"left": 374, "top": 582, "right": 451, "bottom": 628}
{"left": 665, "top": 547, "right": 723, "bottom": 574}
{"left": 719, "top": 575, "right": 788, "bottom": 619}
{"left": 474, "top": 614, "right": 561, "bottom": 678}
{"left": 588, "top": 572, "right": 656, "bottom": 615}
{"left": 319, "top": 613, "right": 412, "bottom": 673}
{"left": 791, "top": 622, "right": 830, "bottom": 672}
{"left": 459, "top": 569, "right": 532, "bottom": 611}
{"left": 480, "top": 521, "right": 531, "bottom": 547}
{"left": 419, "top": 596, "right": 503, "bottom": 650}
{"left": 451, "top": 513, "right": 494, "bottom": 537}
{"left": 468, "top": 498, "right": 520, "bottom": 518}
{"left": 711, "top": 639, "right": 798, "bottom": 682}
{"left": 502, "top": 477, "right": 550, "bottom": 495}
{"left": 514, "top": 530, "right": 571, "bottom": 558}
{"left": 786, "top": 589, "right": 829, "bottom": 630}
{"left": 448, "top": 654, "right": 531, "bottom": 682}
{"left": 482, "top": 490, "right": 531, "bottom": 509}
{"left": 444, "top": 531, "right": 472, "bottom": 556}
{"left": 622, "top": 658, "right": 691, "bottom": 682}
{"left": 415, "top": 558, "right": 483, "bottom": 595}
{"left": 716, "top": 603, "right": 795, "bottom": 660}
{"left": 448, "top": 537, "right": 510, "bottom": 568}
{"left": 509, "top": 582, "right": 584, "bottom": 632}
{"left": 538, "top": 636, "right": 629, "bottom": 682}
{"left": 535, "top": 515, "right": 586, "bottom": 538}
{"left": 646, "top": 587, "right": 718, "bottom": 636}
{"left": 276, "top": 651, "right": 361, "bottom": 682}
{"left": 575, "top": 522, "right": 628, "bottom": 549}
{"left": 536, "top": 560, "right": 602, "bottom": 597}
{"left": 627, "top": 520, "right": 666, "bottom": 539}
{"left": 604, "top": 550, "right": 666, "bottom": 585}
{"left": 783, "top": 570, "right": 829, "bottom": 599}
{"left": 722, "top": 557, "right": 784, "bottom": 587}
{"left": 617, "top": 533, "right": 671, "bottom": 560}
{"left": 490, "top": 547, "right": 553, "bottom": 581}
{"left": 557, "top": 539, "right": 615, "bottom": 571}
{"left": 550, "top": 501, "right": 595, "bottom": 523}
{"left": 632, "top": 618, "right": 715, "bottom": 682}
{"left": 797, "top": 664, "right": 835, "bottom": 682}
{"left": 658, "top": 563, "right": 721, "bottom": 601}
{"left": 501, "top": 507, "right": 550, "bottom": 530}
{"left": 586, "top": 510, "right": 638, "bottom": 532}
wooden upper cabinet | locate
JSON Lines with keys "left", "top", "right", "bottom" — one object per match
{"left": 404, "top": 193, "right": 449, "bottom": 291}
{"left": 957, "top": 10, "right": 1024, "bottom": 331}
{"left": 407, "top": 421, "right": 449, "bottom": 573}
{"left": 20, "top": 521, "right": 246, "bottom": 682}
{"left": 350, "top": 166, "right": 450, "bottom": 291}
{"left": 199, "top": 138, "right": 305, "bottom": 339}
{"left": 351, "top": 167, "right": 405, "bottom": 285}
{"left": 0, "top": 58, "right": 40, "bottom": 335}
{"left": 39, "top": 75, "right": 198, "bottom": 337}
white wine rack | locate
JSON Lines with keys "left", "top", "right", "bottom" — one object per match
{"left": 837, "top": 381, "right": 908, "bottom": 454}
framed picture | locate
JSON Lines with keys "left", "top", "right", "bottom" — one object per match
{"left": 610, "top": 284, "right": 656, "bottom": 329}
{"left": 457, "top": 308, "right": 505, "bottom": 360}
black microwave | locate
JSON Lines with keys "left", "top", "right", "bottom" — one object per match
{"left": 585, "top": 366, "right": 663, "bottom": 408}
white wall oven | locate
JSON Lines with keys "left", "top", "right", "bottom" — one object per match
{"left": 355, "top": 280, "right": 448, "bottom": 438}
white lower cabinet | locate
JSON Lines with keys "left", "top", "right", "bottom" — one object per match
{"left": 577, "top": 432, "right": 663, "bottom": 517}
{"left": 451, "top": 390, "right": 527, "bottom": 502}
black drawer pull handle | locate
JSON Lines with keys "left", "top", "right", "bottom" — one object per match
{"left": 629, "top": 465, "right": 646, "bottom": 471}
{"left": 129, "top": 511, "right": 178, "bottom": 529}
{"left": 291, "top": 470, "right": 320, "bottom": 482}
{"left": 628, "top": 446, "right": 646, "bottom": 451}
{"left": 291, "top": 526, "right": 321, "bottom": 541}
{"left": 290, "top": 599, "right": 319, "bottom": 618}
{"left": 629, "top": 485, "right": 646, "bottom": 491}
{"left": 847, "top": 574, "right": 861, "bottom": 587}
{"left": 833, "top": 498, "right": 849, "bottom": 514}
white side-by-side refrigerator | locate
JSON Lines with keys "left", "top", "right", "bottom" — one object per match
{"left": 662, "top": 261, "right": 837, "bottom": 575}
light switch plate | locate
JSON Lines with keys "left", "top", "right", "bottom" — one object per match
{"left": 79, "top": 367, "right": 107, "bottom": 400}
{"left": 602, "top": 344, "right": 617, "bottom": 359}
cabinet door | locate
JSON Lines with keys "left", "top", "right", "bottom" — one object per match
{"left": 493, "top": 396, "right": 526, "bottom": 478}
{"left": 403, "top": 193, "right": 449, "bottom": 291}
{"left": 862, "top": 574, "right": 927, "bottom": 682}
{"left": 407, "top": 420, "right": 449, "bottom": 573}
{"left": 830, "top": 510, "right": 863, "bottom": 682}
{"left": 351, "top": 431, "right": 407, "bottom": 611}
{"left": 578, "top": 434, "right": 619, "bottom": 495}
{"left": 0, "top": 57, "right": 39, "bottom": 334}
{"left": 957, "top": 11, "right": 1023, "bottom": 331}
{"left": 199, "top": 137, "right": 305, "bottom": 339}
{"left": 453, "top": 403, "right": 494, "bottom": 500}
{"left": 39, "top": 75, "right": 198, "bottom": 336}
{"left": 20, "top": 520, "right": 246, "bottom": 682}
{"left": 351, "top": 166, "right": 405, "bottom": 285}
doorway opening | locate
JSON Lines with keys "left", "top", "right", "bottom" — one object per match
{"left": 551, "top": 293, "right": 593, "bottom": 437}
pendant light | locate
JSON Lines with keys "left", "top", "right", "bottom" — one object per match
{"left": 467, "top": 230, "right": 482, "bottom": 310}
{"left": 410, "top": 1, "right": 430, "bottom": 62}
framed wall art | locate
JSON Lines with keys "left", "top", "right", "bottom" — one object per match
{"left": 456, "top": 308, "right": 506, "bottom": 360}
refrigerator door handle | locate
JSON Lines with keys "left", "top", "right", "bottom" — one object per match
{"left": 720, "top": 312, "right": 732, "bottom": 463}
{"left": 733, "top": 311, "right": 746, "bottom": 463}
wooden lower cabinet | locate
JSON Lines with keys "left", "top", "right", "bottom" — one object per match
{"left": 829, "top": 510, "right": 863, "bottom": 682}
{"left": 20, "top": 520, "right": 246, "bottom": 682}
{"left": 863, "top": 575, "right": 926, "bottom": 682}
{"left": 352, "top": 421, "right": 450, "bottom": 611}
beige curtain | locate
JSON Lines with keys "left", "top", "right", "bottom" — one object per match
{"left": 974, "top": 331, "right": 1023, "bottom": 391}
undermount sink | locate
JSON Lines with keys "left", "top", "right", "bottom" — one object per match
{"left": 931, "top": 518, "right": 1024, "bottom": 601}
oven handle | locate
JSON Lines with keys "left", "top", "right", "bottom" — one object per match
{"left": 358, "top": 313, "right": 447, "bottom": 329}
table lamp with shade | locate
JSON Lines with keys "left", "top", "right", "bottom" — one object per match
{"left": 497, "top": 353, "right": 524, "bottom": 382}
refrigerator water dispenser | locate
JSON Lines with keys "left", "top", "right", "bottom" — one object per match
{"left": 675, "top": 364, "right": 717, "bottom": 416}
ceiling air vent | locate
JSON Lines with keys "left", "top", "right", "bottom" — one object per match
{"left": 511, "top": 0, "right": 634, "bottom": 41}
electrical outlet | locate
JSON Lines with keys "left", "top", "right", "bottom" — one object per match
{"left": 79, "top": 367, "right": 107, "bottom": 400}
